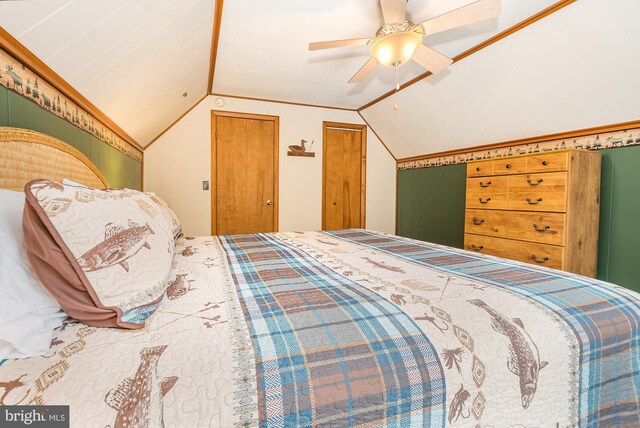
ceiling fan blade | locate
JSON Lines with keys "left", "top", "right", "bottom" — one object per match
{"left": 380, "top": 0, "right": 407, "bottom": 25}
{"left": 349, "top": 57, "right": 379, "bottom": 83}
{"left": 309, "top": 38, "right": 371, "bottom": 51}
{"left": 420, "top": 0, "right": 501, "bottom": 36}
{"left": 411, "top": 45, "right": 453, "bottom": 75}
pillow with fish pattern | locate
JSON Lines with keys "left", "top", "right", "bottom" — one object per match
{"left": 23, "top": 180, "right": 175, "bottom": 329}
{"left": 145, "top": 192, "right": 181, "bottom": 242}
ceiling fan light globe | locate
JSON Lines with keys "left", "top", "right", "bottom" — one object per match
{"left": 376, "top": 47, "right": 392, "bottom": 65}
{"left": 370, "top": 32, "right": 422, "bottom": 67}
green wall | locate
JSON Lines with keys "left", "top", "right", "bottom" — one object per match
{"left": 397, "top": 164, "right": 466, "bottom": 249}
{"left": 597, "top": 146, "right": 640, "bottom": 289}
{"left": 0, "top": 85, "right": 141, "bottom": 190}
{"left": 397, "top": 148, "right": 640, "bottom": 292}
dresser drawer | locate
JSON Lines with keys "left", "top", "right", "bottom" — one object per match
{"left": 466, "top": 176, "right": 508, "bottom": 209}
{"left": 467, "top": 161, "right": 493, "bottom": 177}
{"left": 507, "top": 172, "right": 567, "bottom": 212}
{"left": 464, "top": 234, "right": 564, "bottom": 270}
{"left": 493, "top": 157, "right": 527, "bottom": 175}
{"left": 465, "top": 209, "right": 566, "bottom": 246}
{"left": 527, "top": 152, "right": 569, "bottom": 173}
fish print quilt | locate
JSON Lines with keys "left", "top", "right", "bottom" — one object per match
{"left": 1, "top": 229, "right": 639, "bottom": 427}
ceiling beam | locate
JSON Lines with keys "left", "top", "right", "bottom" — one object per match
{"left": 358, "top": 0, "right": 577, "bottom": 111}
{"left": 207, "top": 0, "right": 225, "bottom": 94}
{"left": 211, "top": 92, "right": 356, "bottom": 111}
{"left": 0, "top": 26, "right": 143, "bottom": 152}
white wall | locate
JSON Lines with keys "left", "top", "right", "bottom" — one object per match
{"left": 144, "top": 96, "right": 396, "bottom": 236}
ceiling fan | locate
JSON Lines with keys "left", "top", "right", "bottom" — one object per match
{"left": 309, "top": 0, "right": 501, "bottom": 83}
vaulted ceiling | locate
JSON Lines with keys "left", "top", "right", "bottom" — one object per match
{"left": 212, "top": 0, "right": 558, "bottom": 109}
{"left": 0, "top": 0, "right": 215, "bottom": 146}
{"left": 0, "top": 0, "right": 636, "bottom": 153}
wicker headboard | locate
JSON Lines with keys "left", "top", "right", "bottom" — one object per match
{"left": 0, "top": 127, "right": 108, "bottom": 191}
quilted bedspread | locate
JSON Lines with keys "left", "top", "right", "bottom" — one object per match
{"left": 1, "top": 229, "right": 639, "bottom": 427}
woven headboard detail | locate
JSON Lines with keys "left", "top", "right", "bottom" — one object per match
{"left": 0, "top": 127, "right": 108, "bottom": 191}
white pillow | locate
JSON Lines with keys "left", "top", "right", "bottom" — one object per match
{"left": 0, "top": 189, "right": 67, "bottom": 360}
{"left": 61, "top": 178, "right": 86, "bottom": 187}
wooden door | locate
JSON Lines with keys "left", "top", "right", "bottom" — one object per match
{"left": 322, "top": 122, "right": 366, "bottom": 230}
{"left": 212, "top": 111, "right": 279, "bottom": 235}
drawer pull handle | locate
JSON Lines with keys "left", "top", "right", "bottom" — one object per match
{"left": 542, "top": 160, "right": 549, "bottom": 166}
{"left": 470, "top": 244, "right": 484, "bottom": 251}
{"left": 531, "top": 255, "right": 549, "bottom": 264}
{"left": 527, "top": 178, "right": 544, "bottom": 186}
{"left": 479, "top": 181, "right": 492, "bottom": 188}
{"left": 506, "top": 164, "right": 512, "bottom": 169}
{"left": 476, "top": 167, "right": 481, "bottom": 172}
{"left": 533, "top": 224, "right": 551, "bottom": 232}
{"left": 479, "top": 197, "right": 491, "bottom": 204}
{"left": 527, "top": 198, "right": 543, "bottom": 205}
{"left": 472, "top": 218, "right": 485, "bottom": 225}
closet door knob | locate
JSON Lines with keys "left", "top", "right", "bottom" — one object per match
{"left": 266, "top": 200, "right": 273, "bottom": 206}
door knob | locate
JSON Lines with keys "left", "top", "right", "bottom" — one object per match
{"left": 266, "top": 200, "right": 273, "bottom": 206}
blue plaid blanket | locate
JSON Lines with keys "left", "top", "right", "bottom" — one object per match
{"left": 218, "top": 229, "right": 640, "bottom": 427}
{"left": 220, "top": 233, "right": 445, "bottom": 427}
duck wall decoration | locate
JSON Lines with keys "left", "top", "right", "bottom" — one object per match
{"left": 288, "top": 139, "right": 315, "bottom": 157}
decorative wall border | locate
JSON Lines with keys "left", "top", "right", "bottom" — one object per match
{"left": 0, "top": 46, "right": 142, "bottom": 162}
{"left": 397, "top": 124, "right": 640, "bottom": 170}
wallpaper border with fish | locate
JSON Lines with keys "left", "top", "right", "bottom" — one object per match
{"left": 397, "top": 126, "right": 640, "bottom": 170}
{"left": 0, "top": 47, "right": 142, "bottom": 162}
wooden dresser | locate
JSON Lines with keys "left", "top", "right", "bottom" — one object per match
{"left": 463, "top": 149, "right": 601, "bottom": 277}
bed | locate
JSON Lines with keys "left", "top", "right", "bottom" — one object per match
{"left": 1, "top": 127, "right": 639, "bottom": 427}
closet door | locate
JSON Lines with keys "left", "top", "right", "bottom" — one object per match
{"left": 212, "top": 111, "right": 279, "bottom": 235}
{"left": 322, "top": 123, "right": 366, "bottom": 230}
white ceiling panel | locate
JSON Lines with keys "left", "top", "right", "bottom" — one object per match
{"left": 213, "top": 0, "right": 558, "bottom": 109}
{"left": 15, "top": 1, "right": 131, "bottom": 58}
{"left": 106, "top": 21, "right": 212, "bottom": 115}
{"left": 361, "top": 0, "right": 640, "bottom": 159}
{"left": 46, "top": 0, "right": 184, "bottom": 76}
{"left": 0, "top": 0, "right": 214, "bottom": 146}
{"left": 121, "top": 54, "right": 210, "bottom": 144}
{"left": 0, "top": 0, "right": 74, "bottom": 37}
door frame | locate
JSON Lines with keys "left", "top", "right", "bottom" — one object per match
{"left": 210, "top": 110, "right": 280, "bottom": 235}
{"left": 322, "top": 121, "right": 367, "bottom": 230}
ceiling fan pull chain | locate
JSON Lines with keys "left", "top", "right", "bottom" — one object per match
{"left": 395, "top": 61, "right": 400, "bottom": 91}
{"left": 393, "top": 61, "right": 400, "bottom": 110}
